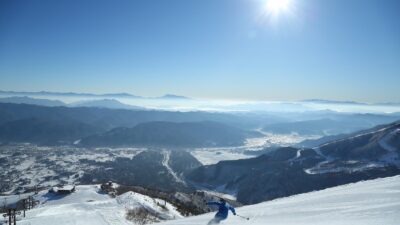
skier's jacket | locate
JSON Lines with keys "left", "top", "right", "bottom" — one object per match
{"left": 207, "top": 201, "right": 236, "bottom": 219}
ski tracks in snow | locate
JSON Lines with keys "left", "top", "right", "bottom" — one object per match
{"left": 378, "top": 128, "right": 400, "bottom": 166}
{"left": 305, "top": 124, "right": 400, "bottom": 174}
{"left": 161, "top": 150, "right": 186, "bottom": 185}
{"left": 378, "top": 128, "right": 399, "bottom": 152}
{"left": 304, "top": 147, "right": 336, "bottom": 174}
{"left": 316, "top": 123, "right": 399, "bottom": 149}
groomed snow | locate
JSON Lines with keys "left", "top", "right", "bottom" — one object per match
{"left": 18, "top": 185, "right": 130, "bottom": 225}
{"left": 159, "top": 176, "right": 400, "bottom": 225}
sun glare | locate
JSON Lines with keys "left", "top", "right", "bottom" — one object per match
{"left": 266, "top": 0, "right": 291, "bottom": 15}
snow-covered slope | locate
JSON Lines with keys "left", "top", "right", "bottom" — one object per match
{"left": 116, "top": 191, "right": 183, "bottom": 220}
{"left": 159, "top": 176, "right": 400, "bottom": 225}
{"left": 16, "top": 185, "right": 183, "bottom": 225}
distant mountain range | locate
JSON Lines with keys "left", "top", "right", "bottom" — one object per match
{"left": 80, "top": 121, "right": 262, "bottom": 147}
{"left": 186, "top": 121, "right": 400, "bottom": 204}
{"left": 0, "top": 102, "right": 399, "bottom": 147}
{"left": 302, "top": 99, "right": 367, "bottom": 105}
{"left": 0, "top": 117, "right": 100, "bottom": 145}
{"left": 263, "top": 115, "right": 400, "bottom": 136}
{"left": 159, "top": 94, "right": 191, "bottom": 100}
{"left": 69, "top": 99, "right": 145, "bottom": 110}
{"left": 0, "top": 103, "right": 261, "bottom": 145}
{"left": 0, "top": 96, "right": 145, "bottom": 110}
{"left": 0, "top": 96, "right": 66, "bottom": 107}
{"left": 0, "top": 90, "right": 140, "bottom": 98}
{"left": 0, "top": 90, "right": 191, "bottom": 100}
{"left": 303, "top": 99, "right": 400, "bottom": 106}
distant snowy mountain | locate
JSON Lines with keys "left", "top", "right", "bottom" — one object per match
{"left": 102, "top": 93, "right": 140, "bottom": 98}
{"left": 302, "top": 99, "right": 366, "bottom": 105}
{"left": 157, "top": 94, "right": 191, "bottom": 100}
{"left": 159, "top": 176, "right": 400, "bottom": 225}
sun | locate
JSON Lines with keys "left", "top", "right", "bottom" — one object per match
{"left": 259, "top": 0, "right": 296, "bottom": 25}
{"left": 265, "top": 0, "right": 291, "bottom": 15}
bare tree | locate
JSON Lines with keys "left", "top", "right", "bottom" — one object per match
{"left": 2, "top": 197, "right": 7, "bottom": 211}
{"left": 126, "top": 208, "right": 159, "bottom": 225}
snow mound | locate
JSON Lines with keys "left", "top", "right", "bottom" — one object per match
{"left": 159, "top": 176, "right": 400, "bottom": 225}
{"left": 17, "top": 185, "right": 182, "bottom": 225}
{"left": 117, "top": 191, "right": 183, "bottom": 220}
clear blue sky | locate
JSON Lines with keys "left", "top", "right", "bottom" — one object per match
{"left": 0, "top": 0, "right": 399, "bottom": 102}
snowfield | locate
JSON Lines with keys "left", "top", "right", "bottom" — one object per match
{"left": 116, "top": 191, "right": 183, "bottom": 220}
{"left": 5, "top": 176, "right": 400, "bottom": 225}
{"left": 191, "top": 133, "right": 317, "bottom": 165}
{"left": 16, "top": 185, "right": 183, "bottom": 225}
{"left": 159, "top": 176, "right": 400, "bottom": 225}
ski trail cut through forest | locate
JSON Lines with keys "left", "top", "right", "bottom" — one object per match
{"left": 161, "top": 150, "right": 186, "bottom": 185}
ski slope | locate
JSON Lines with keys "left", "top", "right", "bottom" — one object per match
{"left": 161, "top": 150, "right": 186, "bottom": 184}
{"left": 16, "top": 185, "right": 183, "bottom": 225}
{"left": 159, "top": 176, "right": 400, "bottom": 225}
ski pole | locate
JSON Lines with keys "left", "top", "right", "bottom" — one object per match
{"left": 236, "top": 214, "right": 250, "bottom": 220}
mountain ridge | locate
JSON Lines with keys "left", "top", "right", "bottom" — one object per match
{"left": 80, "top": 121, "right": 261, "bottom": 147}
{"left": 186, "top": 121, "right": 400, "bottom": 204}
{"left": 0, "top": 90, "right": 191, "bottom": 100}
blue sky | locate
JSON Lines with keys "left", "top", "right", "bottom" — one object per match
{"left": 0, "top": 0, "right": 399, "bottom": 102}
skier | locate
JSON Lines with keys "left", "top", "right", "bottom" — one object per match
{"left": 206, "top": 198, "right": 236, "bottom": 225}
